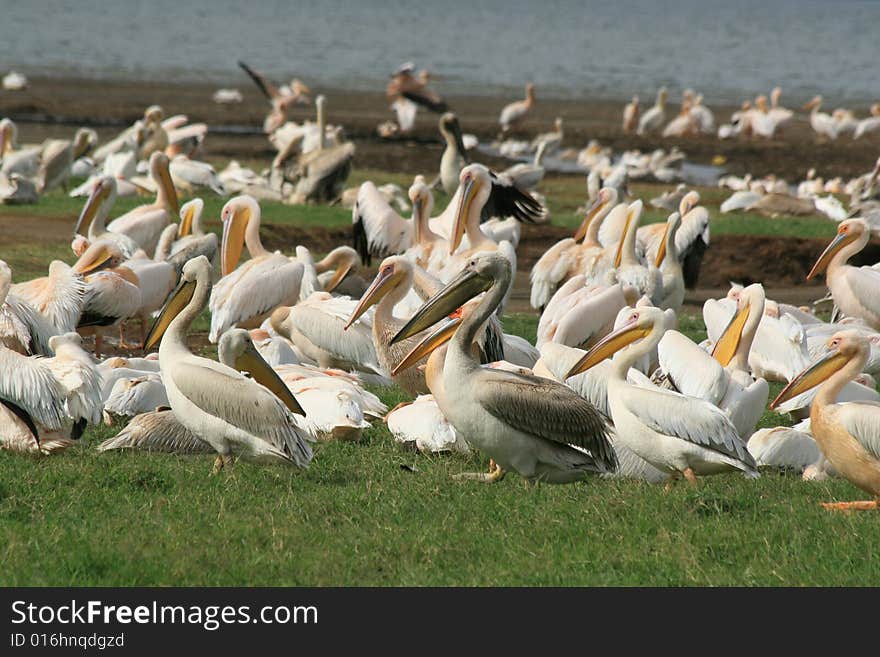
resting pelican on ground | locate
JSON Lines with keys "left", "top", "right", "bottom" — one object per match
{"left": 637, "top": 88, "right": 668, "bottom": 135}
{"left": 144, "top": 256, "right": 313, "bottom": 473}
{"left": 162, "top": 198, "right": 218, "bottom": 262}
{"left": 438, "top": 113, "right": 468, "bottom": 195}
{"left": 499, "top": 83, "right": 536, "bottom": 133}
{"left": 530, "top": 188, "right": 617, "bottom": 310}
{"left": 9, "top": 260, "right": 86, "bottom": 335}
{"left": 209, "top": 195, "right": 304, "bottom": 343}
{"left": 537, "top": 281, "right": 631, "bottom": 350}
{"left": 803, "top": 96, "right": 838, "bottom": 141}
{"left": 386, "top": 394, "right": 469, "bottom": 454}
{"left": 771, "top": 331, "right": 880, "bottom": 510}
{"left": 98, "top": 409, "right": 213, "bottom": 454}
{"left": 807, "top": 219, "right": 880, "bottom": 330}
{"left": 106, "top": 152, "right": 179, "bottom": 256}
{"left": 567, "top": 306, "right": 758, "bottom": 484}
{"left": 36, "top": 129, "right": 96, "bottom": 193}
{"left": 391, "top": 252, "right": 616, "bottom": 484}
{"left": 73, "top": 176, "right": 140, "bottom": 258}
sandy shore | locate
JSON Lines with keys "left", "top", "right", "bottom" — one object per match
{"left": 3, "top": 75, "right": 880, "bottom": 180}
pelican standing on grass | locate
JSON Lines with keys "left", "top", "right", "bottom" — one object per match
{"left": 499, "top": 83, "right": 536, "bottom": 133}
{"left": 74, "top": 176, "right": 140, "bottom": 258}
{"left": 144, "top": 256, "right": 313, "bottom": 473}
{"left": 771, "top": 331, "right": 880, "bottom": 510}
{"left": 391, "top": 252, "right": 616, "bottom": 484}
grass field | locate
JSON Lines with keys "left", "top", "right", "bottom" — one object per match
{"left": 1, "top": 172, "right": 875, "bottom": 587}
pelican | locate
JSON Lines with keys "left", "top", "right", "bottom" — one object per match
{"left": 606, "top": 200, "right": 662, "bottom": 305}
{"left": 44, "top": 332, "right": 102, "bottom": 434}
{"left": 386, "top": 395, "right": 469, "bottom": 454}
{"left": 637, "top": 190, "right": 709, "bottom": 289}
{"left": 499, "top": 83, "right": 536, "bottom": 133}
{"left": 537, "top": 281, "right": 631, "bottom": 350}
{"left": 391, "top": 252, "right": 615, "bottom": 484}
{"left": 531, "top": 117, "right": 563, "bottom": 154}
{"left": 622, "top": 96, "right": 640, "bottom": 133}
{"left": 854, "top": 103, "right": 880, "bottom": 140}
{"left": 767, "top": 87, "right": 793, "bottom": 135}
{"left": 10, "top": 260, "right": 87, "bottom": 335}
{"left": 0, "top": 118, "right": 41, "bottom": 177}
{"left": 656, "top": 284, "right": 769, "bottom": 439}
{"left": 807, "top": 219, "right": 880, "bottom": 330}
{"left": 529, "top": 188, "right": 617, "bottom": 310}
{"left": 438, "top": 113, "right": 468, "bottom": 195}
{"left": 73, "top": 176, "right": 139, "bottom": 257}
{"left": 386, "top": 63, "right": 447, "bottom": 113}
{"left": 567, "top": 306, "right": 758, "bottom": 483}
{"left": 653, "top": 212, "right": 685, "bottom": 312}
{"left": 106, "top": 152, "right": 179, "bottom": 256}
{"left": 209, "top": 195, "right": 304, "bottom": 343}
{"left": 771, "top": 331, "right": 880, "bottom": 510}
{"left": 637, "top": 87, "right": 668, "bottom": 135}
{"left": 238, "top": 61, "right": 311, "bottom": 134}
{"left": 98, "top": 409, "right": 213, "bottom": 454}
{"left": 1, "top": 260, "right": 57, "bottom": 356}
{"left": 143, "top": 256, "right": 313, "bottom": 473}
{"left": 169, "top": 155, "right": 225, "bottom": 195}
{"left": 167, "top": 198, "right": 218, "bottom": 260}
{"left": 289, "top": 96, "right": 355, "bottom": 204}
{"left": 36, "top": 128, "right": 96, "bottom": 193}
{"left": 103, "top": 374, "right": 168, "bottom": 420}
{"left": 803, "top": 96, "right": 838, "bottom": 141}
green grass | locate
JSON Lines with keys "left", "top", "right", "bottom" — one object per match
{"left": 2, "top": 312, "right": 878, "bottom": 587}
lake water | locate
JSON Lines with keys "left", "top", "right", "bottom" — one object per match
{"left": 3, "top": 0, "right": 877, "bottom": 103}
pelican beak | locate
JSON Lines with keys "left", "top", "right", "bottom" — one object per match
{"left": 391, "top": 267, "right": 490, "bottom": 344}
{"left": 770, "top": 348, "right": 849, "bottom": 410}
{"left": 0, "top": 126, "right": 8, "bottom": 157}
{"left": 573, "top": 195, "right": 605, "bottom": 243}
{"left": 452, "top": 117, "right": 469, "bottom": 164}
{"left": 178, "top": 203, "right": 196, "bottom": 238}
{"left": 450, "top": 177, "right": 477, "bottom": 254}
{"left": 75, "top": 182, "right": 108, "bottom": 236}
{"left": 143, "top": 277, "right": 196, "bottom": 351}
{"left": 807, "top": 230, "right": 856, "bottom": 280}
{"left": 221, "top": 206, "right": 250, "bottom": 276}
{"left": 412, "top": 197, "right": 422, "bottom": 221}
{"left": 711, "top": 302, "right": 750, "bottom": 366}
{"left": 565, "top": 318, "right": 651, "bottom": 378}
{"left": 344, "top": 266, "right": 399, "bottom": 330}
{"left": 72, "top": 244, "right": 114, "bottom": 274}
{"left": 614, "top": 206, "right": 637, "bottom": 267}
{"left": 157, "top": 158, "right": 179, "bottom": 216}
{"left": 654, "top": 222, "right": 671, "bottom": 267}
{"left": 236, "top": 342, "right": 306, "bottom": 416}
{"left": 324, "top": 261, "right": 353, "bottom": 294}
{"left": 391, "top": 317, "right": 461, "bottom": 375}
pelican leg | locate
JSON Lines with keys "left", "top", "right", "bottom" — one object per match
{"left": 683, "top": 467, "right": 698, "bottom": 486}
{"left": 211, "top": 454, "right": 235, "bottom": 476}
{"left": 821, "top": 500, "right": 879, "bottom": 512}
{"left": 453, "top": 459, "right": 506, "bottom": 483}
{"left": 117, "top": 322, "right": 141, "bottom": 350}
{"left": 94, "top": 332, "right": 103, "bottom": 358}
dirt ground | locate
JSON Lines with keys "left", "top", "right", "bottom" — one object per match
{"left": 3, "top": 75, "right": 880, "bottom": 180}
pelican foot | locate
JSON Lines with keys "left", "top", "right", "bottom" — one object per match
{"left": 211, "top": 454, "right": 235, "bottom": 476}
{"left": 453, "top": 459, "right": 506, "bottom": 483}
{"left": 683, "top": 467, "right": 699, "bottom": 486}
{"left": 821, "top": 500, "right": 879, "bottom": 512}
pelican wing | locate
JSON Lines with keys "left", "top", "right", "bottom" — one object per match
{"left": 657, "top": 330, "right": 726, "bottom": 404}
{"left": 597, "top": 203, "right": 629, "bottom": 247}
{"left": 351, "top": 181, "right": 410, "bottom": 265}
{"left": 238, "top": 60, "right": 280, "bottom": 101}
{"left": 98, "top": 409, "right": 213, "bottom": 454}
{"left": 0, "top": 348, "right": 66, "bottom": 430}
{"left": 401, "top": 89, "right": 448, "bottom": 113}
{"left": 474, "top": 369, "right": 615, "bottom": 467}
{"left": 482, "top": 172, "right": 546, "bottom": 224}
{"left": 836, "top": 401, "right": 880, "bottom": 461}
{"left": 620, "top": 383, "right": 756, "bottom": 468}
{"left": 841, "top": 266, "right": 880, "bottom": 320}
{"left": 2, "top": 294, "right": 57, "bottom": 355}
{"left": 170, "top": 358, "right": 314, "bottom": 465}
{"left": 10, "top": 261, "right": 87, "bottom": 333}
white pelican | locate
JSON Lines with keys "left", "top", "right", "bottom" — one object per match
{"left": 0, "top": 118, "right": 41, "bottom": 177}
{"left": 166, "top": 198, "right": 218, "bottom": 260}
{"left": 656, "top": 284, "right": 769, "bottom": 439}
{"left": 567, "top": 306, "right": 758, "bottom": 483}
{"left": 439, "top": 113, "right": 468, "bottom": 195}
{"left": 10, "top": 260, "right": 87, "bottom": 335}
{"left": 537, "top": 280, "right": 631, "bottom": 349}
{"left": 803, "top": 96, "right": 838, "bottom": 141}
{"left": 622, "top": 96, "right": 640, "bottom": 133}
{"left": 0, "top": 172, "right": 37, "bottom": 204}
{"left": 638, "top": 190, "right": 709, "bottom": 289}
{"left": 98, "top": 409, "right": 213, "bottom": 454}
{"left": 637, "top": 87, "right": 668, "bottom": 135}
{"left": 766, "top": 87, "right": 793, "bottom": 136}
{"left": 748, "top": 420, "right": 821, "bottom": 473}
{"left": 103, "top": 374, "right": 168, "bottom": 421}
{"left": 169, "top": 155, "right": 225, "bottom": 195}
{"left": 386, "top": 63, "right": 447, "bottom": 114}
{"left": 36, "top": 129, "right": 96, "bottom": 193}
{"left": 807, "top": 219, "right": 880, "bottom": 330}
{"left": 0, "top": 260, "right": 57, "bottom": 356}
{"left": 771, "top": 331, "right": 880, "bottom": 510}
{"left": 45, "top": 332, "right": 102, "bottom": 434}
{"left": 143, "top": 256, "right": 313, "bottom": 473}
{"left": 653, "top": 212, "right": 685, "bottom": 312}
{"left": 289, "top": 96, "right": 355, "bottom": 204}
{"left": 73, "top": 176, "right": 139, "bottom": 257}
{"left": 854, "top": 103, "right": 880, "bottom": 140}
{"left": 106, "top": 152, "right": 179, "bottom": 255}
{"left": 529, "top": 188, "right": 617, "bottom": 310}
{"left": 391, "top": 252, "right": 615, "bottom": 484}
{"left": 209, "top": 195, "right": 304, "bottom": 343}
{"left": 386, "top": 395, "right": 469, "bottom": 454}
{"left": 499, "top": 82, "right": 536, "bottom": 133}
{"left": 606, "top": 200, "right": 662, "bottom": 305}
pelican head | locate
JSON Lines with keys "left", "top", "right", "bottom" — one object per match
{"left": 0, "top": 118, "right": 16, "bottom": 156}
{"left": 770, "top": 330, "right": 870, "bottom": 410}
{"left": 574, "top": 187, "right": 616, "bottom": 242}
{"left": 218, "top": 329, "right": 305, "bottom": 416}
{"left": 319, "top": 246, "right": 360, "bottom": 293}
{"left": 178, "top": 198, "right": 204, "bottom": 238}
{"left": 391, "top": 252, "right": 509, "bottom": 345}
{"left": 143, "top": 255, "right": 210, "bottom": 350}
{"left": 679, "top": 190, "right": 700, "bottom": 215}
{"left": 565, "top": 306, "right": 665, "bottom": 378}
{"left": 614, "top": 199, "right": 644, "bottom": 267}
{"left": 450, "top": 164, "right": 493, "bottom": 254}
{"left": 144, "top": 105, "right": 164, "bottom": 123}
{"left": 711, "top": 283, "right": 765, "bottom": 367}
{"left": 74, "top": 128, "right": 98, "bottom": 159}
{"left": 408, "top": 175, "right": 434, "bottom": 223}
{"left": 392, "top": 313, "right": 462, "bottom": 376}
{"left": 802, "top": 95, "right": 822, "bottom": 112}
{"left": 771, "top": 87, "right": 782, "bottom": 106}
{"left": 71, "top": 241, "right": 124, "bottom": 275}
{"left": 149, "top": 151, "right": 179, "bottom": 216}
{"left": 657, "top": 87, "right": 668, "bottom": 106}
{"left": 220, "top": 195, "right": 259, "bottom": 276}
{"left": 654, "top": 212, "right": 682, "bottom": 267}
{"left": 755, "top": 95, "right": 769, "bottom": 113}
{"left": 344, "top": 255, "right": 412, "bottom": 329}
{"left": 807, "top": 219, "right": 869, "bottom": 280}
{"left": 525, "top": 82, "right": 536, "bottom": 100}
{"left": 75, "top": 176, "right": 116, "bottom": 236}
{"left": 439, "top": 112, "right": 467, "bottom": 157}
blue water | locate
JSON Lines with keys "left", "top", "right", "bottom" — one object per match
{"left": 2, "top": 0, "right": 877, "bottom": 103}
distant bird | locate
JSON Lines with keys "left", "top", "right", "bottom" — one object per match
{"left": 622, "top": 96, "right": 640, "bottom": 133}
{"left": 238, "top": 60, "right": 311, "bottom": 134}
{"left": 803, "top": 95, "right": 839, "bottom": 141}
{"left": 499, "top": 82, "right": 536, "bottom": 133}
{"left": 438, "top": 113, "right": 469, "bottom": 195}
{"left": 386, "top": 63, "right": 448, "bottom": 113}
{"left": 637, "top": 87, "right": 668, "bottom": 135}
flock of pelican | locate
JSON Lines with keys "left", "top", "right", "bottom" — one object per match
{"left": 2, "top": 72, "right": 880, "bottom": 514}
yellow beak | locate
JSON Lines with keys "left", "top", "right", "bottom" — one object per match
{"left": 235, "top": 343, "right": 306, "bottom": 416}
{"left": 157, "top": 158, "right": 180, "bottom": 216}
{"left": 614, "top": 207, "right": 636, "bottom": 268}
{"left": 807, "top": 231, "right": 855, "bottom": 280}
{"left": 450, "top": 177, "right": 477, "bottom": 255}
{"left": 178, "top": 203, "right": 196, "bottom": 238}
{"left": 143, "top": 278, "right": 196, "bottom": 350}
{"left": 75, "top": 183, "right": 108, "bottom": 236}
{"left": 565, "top": 319, "right": 651, "bottom": 378}
{"left": 392, "top": 317, "right": 461, "bottom": 376}
{"left": 770, "top": 349, "right": 850, "bottom": 410}
{"left": 344, "top": 266, "right": 399, "bottom": 330}
{"left": 72, "top": 244, "right": 114, "bottom": 274}
{"left": 324, "top": 262, "right": 353, "bottom": 294}
{"left": 711, "top": 303, "right": 749, "bottom": 366}
{"left": 573, "top": 195, "right": 606, "bottom": 243}
{"left": 654, "top": 222, "right": 670, "bottom": 268}
{"left": 221, "top": 206, "right": 250, "bottom": 276}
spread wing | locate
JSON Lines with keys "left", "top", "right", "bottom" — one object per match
{"left": 351, "top": 181, "right": 411, "bottom": 265}
{"left": 482, "top": 171, "right": 546, "bottom": 224}
{"left": 0, "top": 348, "right": 66, "bottom": 430}
{"left": 238, "top": 60, "right": 280, "bottom": 102}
